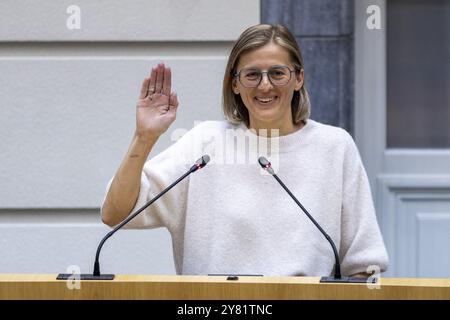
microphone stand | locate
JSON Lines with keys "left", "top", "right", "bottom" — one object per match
{"left": 258, "top": 157, "right": 374, "bottom": 284}
{"left": 57, "top": 155, "right": 210, "bottom": 280}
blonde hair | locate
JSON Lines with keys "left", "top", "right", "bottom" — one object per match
{"left": 223, "top": 24, "right": 311, "bottom": 127}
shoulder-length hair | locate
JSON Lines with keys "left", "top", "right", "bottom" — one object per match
{"left": 222, "top": 24, "right": 311, "bottom": 127}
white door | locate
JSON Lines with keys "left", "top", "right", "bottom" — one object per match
{"left": 355, "top": 0, "right": 450, "bottom": 278}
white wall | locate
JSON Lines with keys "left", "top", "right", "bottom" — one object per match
{"left": 0, "top": 0, "right": 260, "bottom": 275}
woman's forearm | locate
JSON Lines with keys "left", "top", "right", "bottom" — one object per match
{"left": 101, "top": 132, "right": 158, "bottom": 227}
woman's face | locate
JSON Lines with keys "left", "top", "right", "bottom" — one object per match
{"left": 233, "top": 42, "right": 304, "bottom": 132}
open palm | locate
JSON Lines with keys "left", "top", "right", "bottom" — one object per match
{"left": 136, "top": 62, "right": 179, "bottom": 139}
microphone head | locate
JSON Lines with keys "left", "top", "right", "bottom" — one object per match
{"left": 258, "top": 156, "right": 275, "bottom": 175}
{"left": 191, "top": 154, "right": 211, "bottom": 172}
{"left": 258, "top": 156, "right": 270, "bottom": 167}
{"left": 201, "top": 154, "right": 210, "bottom": 166}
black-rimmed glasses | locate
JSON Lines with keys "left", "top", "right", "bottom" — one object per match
{"left": 234, "top": 65, "right": 296, "bottom": 88}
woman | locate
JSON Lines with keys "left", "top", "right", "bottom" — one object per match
{"left": 101, "top": 24, "right": 389, "bottom": 277}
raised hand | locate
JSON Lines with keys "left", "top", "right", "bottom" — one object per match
{"left": 136, "top": 62, "right": 179, "bottom": 140}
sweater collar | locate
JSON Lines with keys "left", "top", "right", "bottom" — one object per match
{"left": 237, "top": 119, "right": 316, "bottom": 154}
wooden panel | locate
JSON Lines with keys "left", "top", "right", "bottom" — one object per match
{"left": 0, "top": 274, "right": 449, "bottom": 300}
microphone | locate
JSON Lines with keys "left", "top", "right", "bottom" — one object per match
{"left": 57, "top": 155, "right": 210, "bottom": 281}
{"left": 258, "top": 156, "right": 372, "bottom": 283}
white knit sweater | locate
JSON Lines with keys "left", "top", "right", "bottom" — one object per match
{"left": 103, "top": 119, "right": 389, "bottom": 276}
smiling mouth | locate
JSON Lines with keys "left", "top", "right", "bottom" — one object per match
{"left": 255, "top": 96, "right": 278, "bottom": 104}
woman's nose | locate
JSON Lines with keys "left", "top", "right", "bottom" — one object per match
{"left": 258, "top": 73, "right": 273, "bottom": 90}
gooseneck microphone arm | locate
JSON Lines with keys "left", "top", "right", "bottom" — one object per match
{"left": 57, "top": 155, "right": 210, "bottom": 281}
{"left": 93, "top": 154, "right": 211, "bottom": 276}
{"left": 272, "top": 171, "right": 341, "bottom": 278}
{"left": 258, "top": 157, "right": 341, "bottom": 279}
{"left": 258, "top": 156, "right": 370, "bottom": 283}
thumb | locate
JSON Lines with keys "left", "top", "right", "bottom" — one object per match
{"left": 169, "top": 92, "right": 179, "bottom": 108}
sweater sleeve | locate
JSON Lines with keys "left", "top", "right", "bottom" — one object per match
{"left": 102, "top": 127, "right": 199, "bottom": 231}
{"left": 338, "top": 131, "right": 389, "bottom": 276}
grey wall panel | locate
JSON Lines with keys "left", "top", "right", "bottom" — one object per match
{"left": 0, "top": 209, "right": 175, "bottom": 274}
{"left": 0, "top": 0, "right": 260, "bottom": 41}
{"left": 0, "top": 56, "right": 226, "bottom": 208}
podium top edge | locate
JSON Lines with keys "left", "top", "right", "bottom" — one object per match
{"left": 0, "top": 274, "right": 449, "bottom": 287}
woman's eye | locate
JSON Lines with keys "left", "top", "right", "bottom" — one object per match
{"left": 271, "top": 70, "right": 285, "bottom": 77}
{"left": 245, "top": 72, "right": 259, "bottom": 78}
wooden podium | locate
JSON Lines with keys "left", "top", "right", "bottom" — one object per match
{"left": 0, "top": 274, "right": 449, "bottom": 299}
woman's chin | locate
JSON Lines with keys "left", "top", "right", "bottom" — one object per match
{"left": 251, "top": 106, "right": 280, "bottom": 121}
{"left": 250, "top": 113, "right": 283, "bottom": 128}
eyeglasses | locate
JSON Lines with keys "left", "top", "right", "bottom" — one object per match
{"left": 234, "top": 65, "right": 296, "bottom": 88}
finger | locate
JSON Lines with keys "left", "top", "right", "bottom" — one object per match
{"left": 147, "top": 67, "right": 157, "bottom": 96}
{"left": 155, "top": 63, "right": 164, "bottom": 93}
{"left": 139, "top": 77, "right": 150, "bottom": 99}
{"left": 169, "top": 92, "right": 179, "bottom": 108}
{"left": 162, "top": 67, "right": 171, "bottom": 96}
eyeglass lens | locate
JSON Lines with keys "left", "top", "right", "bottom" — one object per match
{"left": 239, "top": 66, "right": 292, "bottom": 87}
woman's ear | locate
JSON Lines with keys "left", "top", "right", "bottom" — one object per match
{"left": 294, "top": 69, "right": 304, "bottom": 91}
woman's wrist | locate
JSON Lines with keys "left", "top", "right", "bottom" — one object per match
{"left": 128, "top": 131, "right": 158, "bottom": 160}
{"left": 134, "top": 130, "right": 159, "bottom": 145}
